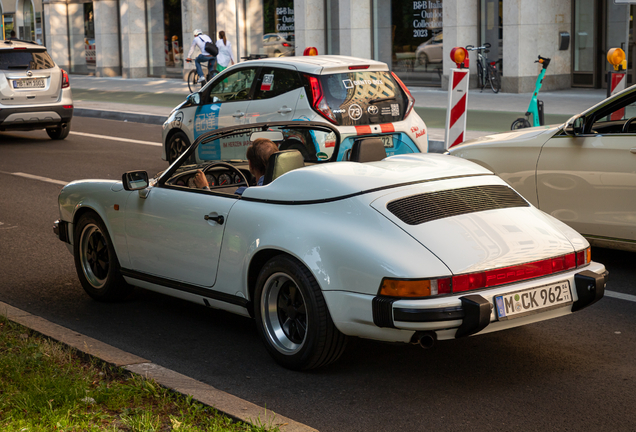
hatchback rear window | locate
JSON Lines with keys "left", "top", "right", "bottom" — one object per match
{"left": 0, "top": 50, "right": 56, "bottom": 70}
{"left": 318, "top": 71, "right": 406, "bottom": 126}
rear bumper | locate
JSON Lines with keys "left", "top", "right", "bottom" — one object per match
{"left": 0, "top": 104, "right": 73, "bottom": 130}
{"left": 323, "top": 262, "right": 608, "bottom": 343}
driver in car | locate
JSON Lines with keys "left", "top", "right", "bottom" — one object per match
{"left": 193, "top": 138, "right": 279, "bottom": 195}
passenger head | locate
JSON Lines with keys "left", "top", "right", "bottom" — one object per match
{"left": 246, "top": 138, "right": 278, "bottom": 179}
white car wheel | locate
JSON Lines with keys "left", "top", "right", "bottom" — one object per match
{"left": 255, "top": 255, "right": 347, "bottom": 370}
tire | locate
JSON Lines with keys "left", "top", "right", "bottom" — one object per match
{"left": 254, "top": 255, "right": 348, "bottom": 370}
{"left": 167, "top": 131, "right": 191, "bottom": 163}
{"left": 511, "top": 118, "right": 531, "bottom": 130}
{"left": 488, "top": 65, "right": 501, "bottom": 93}
{"left": 46, "top": 122, "right": 71, "bottom": 140}
{"left": 187, "top": 70, "right": 200, "bottom": 93}
{"left": 73, "top": 213, "right": 133, "bottom": 302}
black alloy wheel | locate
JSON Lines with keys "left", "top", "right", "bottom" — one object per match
{"left": 167, "top": 131, "right": 190, "bottom": 163}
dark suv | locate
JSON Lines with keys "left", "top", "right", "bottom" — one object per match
{"left": 0, "top": 40, "right": 73, "bottom": 139}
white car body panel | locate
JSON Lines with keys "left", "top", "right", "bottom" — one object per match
{"left": 56, "top": 124, "right": 607, "bottom": 359}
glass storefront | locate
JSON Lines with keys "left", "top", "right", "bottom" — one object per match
{"left": 84, "top": 3, "right": 95, "bottom": 72}
{"left": 146, "top": 0, "right": 183, "bottom": 77}
{"left": 480, "top": 0, "right": 502, "bottom": 74}
{"left": 262, "top": 0, "right": 295, "bottom": 57}
{"left": 21, "top": 0, "right": 34, "bottom": 41}
{"left": 374, "top": 0, "right": 443, "bottom": 86}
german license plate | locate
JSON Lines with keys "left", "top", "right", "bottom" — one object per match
{"left": 380, "top": 135, "right": 394, "bottom": 148}
{"left": 494, "top": 280, "right": 572, "bottom": 321}
{"left": 13, "top": 79, "right": 45, "bottom": 89}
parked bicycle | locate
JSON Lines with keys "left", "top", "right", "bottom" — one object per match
{"left": 186, "top": 59, "right": 218, "bottom": 93}
{"left": 466, "top": 43, "right": 501, "bottom": 93}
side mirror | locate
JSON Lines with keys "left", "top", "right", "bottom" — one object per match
{"left": 122, "top": 171, "right": 149, "bottom": 191}
{"left": 564, "top": 115, "right": 584, "bottom": 136}
{"left": 187, "top": 93, "right": 201, "bottom": 105}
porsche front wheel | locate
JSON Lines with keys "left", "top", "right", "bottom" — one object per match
{"left": 254, "top": 256, "right": 347, "bottom": 370}
{"left": 73, "top": 213, "right": 132, "bottom": 302}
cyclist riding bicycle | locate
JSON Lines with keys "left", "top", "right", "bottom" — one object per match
{"left": 186, "top": 29, "right": 217, "bottom": 84}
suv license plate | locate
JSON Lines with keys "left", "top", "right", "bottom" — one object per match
{"left": 380, "top": 135, "right": 394, "bottom": 148}
{"left": 14, "top": 79, "right": 45, "bottom": 89}
{"left": 495, "top": 280, "right": 572, "bottom": 321}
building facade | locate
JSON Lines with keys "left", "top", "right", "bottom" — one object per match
{"left": 37, "top": 0, "right": 635, "bottom": 92}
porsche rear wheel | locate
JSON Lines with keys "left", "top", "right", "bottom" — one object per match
{"left": 255, "top": 255, "right": 347, "bottom": 370}
{"left": 74, "top": 213, "right": 132, "bottom": 302}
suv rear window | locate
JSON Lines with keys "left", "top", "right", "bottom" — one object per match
{"left": 318, "top": 71, "right": 406, "bottom": 126}
{"left": 0, "top": 50, "right": 56, "bottom": 70}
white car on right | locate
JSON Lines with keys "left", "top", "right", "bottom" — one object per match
{"left": 448, "top": 84, "right": 636, "bottom": 252}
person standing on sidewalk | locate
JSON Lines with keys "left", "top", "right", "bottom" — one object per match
{"left": 186, "top": 29, "right": 216, "bottom": 83}
{"left": 215, "top": 31, "right": 235, "bottom": 72}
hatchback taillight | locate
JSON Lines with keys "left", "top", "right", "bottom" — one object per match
{"left": 61, "top": 69, "right": 70, "bottom": 89}
{"left": 306, "top": 75, "right": 337, "bottom": 124}
{"left": 390, "top": 71, "right": 414, "bottom": 120}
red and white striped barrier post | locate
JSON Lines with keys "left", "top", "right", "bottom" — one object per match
{"left": 445, "top": 47, "right": 470, "bottom": 149}
{"left": 607, "top": 48, "right": 627, "bottom": 120}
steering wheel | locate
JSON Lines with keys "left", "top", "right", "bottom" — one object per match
{"left": 202, "top": 162, "right": 249, "bottom": 186}
{"left": 622, "top": 117, "right": 636, "bottom": 133}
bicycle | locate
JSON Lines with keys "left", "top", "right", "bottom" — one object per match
{"left": 186, "top": 59, "right": 218, "bottom": 93}
{"left": 510, "top": 55, "right": 551, "bottom": 129}
{"left": 466, "top": 43, "right": 501, "bottom": 93}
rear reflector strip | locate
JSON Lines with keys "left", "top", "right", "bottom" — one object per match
{"left": 380, "top": 123, "right": 395, "bottom": 133}
{"left": 355, "top": 125, "right": 372, "bottom": 135}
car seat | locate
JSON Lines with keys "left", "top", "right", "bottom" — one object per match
{"left": 349, "top": 138, "right": 387, "bottom": 162}
{"left": 263, "top": 150, "right": 305, "bottom": 185}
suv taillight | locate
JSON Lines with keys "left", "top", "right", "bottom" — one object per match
{"left": 61, "top": 69, "right": 70, "bottom": 89}
{"left": 305, "top": 75, "right": 337, "bottom": 124}
{"left": 390, "top": 71, "right": 414, "bottom": 120}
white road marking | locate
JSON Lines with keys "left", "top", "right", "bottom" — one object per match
{"left": 70, "top": 131, "right": 162, "bottom": 147}
{"left": 1, "top": 171, "right": 68, "bottom": 186}
{"left": 605, "top": 290, "right": 636, "bottom": 303}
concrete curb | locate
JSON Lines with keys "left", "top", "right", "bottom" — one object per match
{"left": 0, "top": 301, "right": 318, "bottom": 432}
{"left": 75, "top": 107, "right": 168, "bottom": 125}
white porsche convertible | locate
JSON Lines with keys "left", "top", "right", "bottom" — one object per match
{"left": 54, "top": 121, "right": 608, "bottom": 370}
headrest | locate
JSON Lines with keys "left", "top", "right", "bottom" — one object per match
{"left": 263, "top": 150, "right": 305, "bottom": 185}
{"left": 350, "top": 138, "right": 387, "bottom": 162}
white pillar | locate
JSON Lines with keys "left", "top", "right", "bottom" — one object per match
{"left": 42, "top": 0, "right": 70, "bottom": 70}
{"left": 94, "top": 0, "right": 121, "bottom": 76}
{"left": 294, "top": 0, "right": 325, "bottom": 55}
{"left": 337, "top": 0, "right": 371, "bottom": 58}
{"left": 442, "top": 0, "right": 478, "bottom": 90}
{"left": 119, "top": 0, "right": 148, "bottom": 78}
{"left": 182, "top": 0, "right": 209, "bottom": 75}
{"left": 68, "top": 3, "right": 88, "bottom": 73}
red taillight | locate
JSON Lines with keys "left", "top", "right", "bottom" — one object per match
{"left": 63, "top": 105, "right": 73, "bottom": 109}
{"left": 61, "top": 69, "right": 70, "bottom": 89}
{"left": 490, "top": 61, "right": 496, "bottom": 67}
{"left": 390, "top": 71, "right": 414, "bottom": 119}
{"left": 452, "top": 250, "right": 589, "bottom": 293}
{"left": 13, "top": 47, "right": 27, "bottom": 50}
{"left": 306, "top": 75, "right": 337, "bottom": 124}
{"left": 348, "top": 65, "right": 370, "bottom": 70}
{"left": 282, "top": 42, "right": 291, "bottom": 47}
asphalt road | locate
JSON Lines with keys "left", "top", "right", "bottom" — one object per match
{"left": 1, "top": 117, "right": 635, "bottom": 431}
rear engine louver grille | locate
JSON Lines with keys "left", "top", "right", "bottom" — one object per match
{"left": 387, "top": 185, "right": 529, "bottom": 225}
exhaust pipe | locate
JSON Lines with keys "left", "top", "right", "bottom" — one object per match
{"left": 411, "top": 331, "right": 437, "bottom": 349}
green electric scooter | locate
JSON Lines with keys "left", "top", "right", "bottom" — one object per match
{"left": 511, "top": 55, "right": 551, "bottom": 129}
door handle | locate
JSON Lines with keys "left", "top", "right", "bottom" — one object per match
{"left": 204, "top": 214, "right": 224, "bottom": 224}
{"left": 233, "top": 112, "right": 245, "bottom": 118}
{"left": 277, "top": 107, "right": 292, "bottom": 113}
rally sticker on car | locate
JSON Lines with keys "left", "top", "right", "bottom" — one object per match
{"left": 261, "top": 74, "right": 274, "bottom": 91}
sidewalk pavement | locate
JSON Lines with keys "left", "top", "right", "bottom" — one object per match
{"left": 69, "top": 74, "right": 609, "bottom": 151}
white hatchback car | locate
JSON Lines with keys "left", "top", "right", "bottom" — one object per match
{"left": 162, "top": 55, "right": 428, "bottom": 162}
{"left": 0, "top": 40, "right": 73, "bottom": 139}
